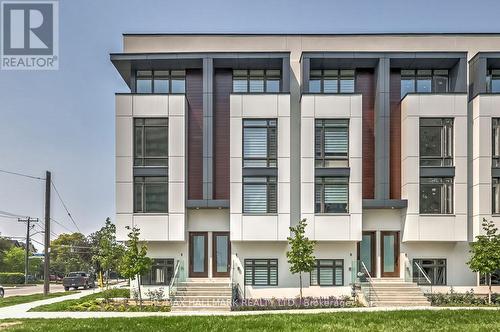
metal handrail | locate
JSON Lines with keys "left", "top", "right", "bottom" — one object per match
{"left": 168, "top": 260, "right": 181, "bottom": 301}
{"left": 230, "top": 257, "right": 244, "bottom": 305}
{"left": 413, "top": 261, "right": 433, "bottom": 293}
{"left": 360, "top": 261, "right": 378, "bottom": 306}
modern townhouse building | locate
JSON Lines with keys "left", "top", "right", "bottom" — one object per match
{"left": 112, "top": 34, "right": 500, "bottom": 308}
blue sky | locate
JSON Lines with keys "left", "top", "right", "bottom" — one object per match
{"left": 1, "top": 0, "right": 500, "bottom": 247}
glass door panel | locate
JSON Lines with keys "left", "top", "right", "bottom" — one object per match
{"left": 189, "top": 232, "right": 208, "bottom": 277}
{"left": 213, "top": 232, "right": 230, "bottom": 277}
{"left": 381, "top": 231, "right": 400, "bottom": 277}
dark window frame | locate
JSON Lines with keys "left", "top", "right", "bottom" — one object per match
{"left": 412, "top": 258, "right": 447, "bottom": 286}
{"left": 242, "top": 119, "right": 277, "bottom": 168}
{"left": 487, "top": 69, "right": 500, "bottom": 93}
{"left": 419, "top": 118, "right": 454, "bottom": 167}
{"left": 493, "top": 177, "right": 500, "bottom": 215}
{"left": 141, "top": 258, "right": 175, "bottom": 286}
{"left": 492, "top": 118, "right": 500, "bottom": 167}
{"left": 134, "top": 118, "right": 169, "bottom": 167}
{"left": 244, "top": 258, "right": 278, "bottom": 286}
{"left": 309, "top": 69, "right": 355, "bottom": 93}
{"left": 135, "top": 70, "right": 186, "bottom": 94}
{"left": 310, "top": 259, "right": 344, "bottom": 286}
{"left": 315, "top": 176, "right": 349, "bottom": 214}
{"left": 419, "top": 177, "right": 454, "bottom": 214}
{"left": 232, "top": 69, "right": 281, "bottom": 93}
{"left": 315, "top": 119, "right": 349, "bottom": 168}
{"left": 134, "top": 176, "right": 168, "bottom": 213}
{"left": 400, "top": 69, "right": 449, "bottom": 98}
{"left": 242, "top": 176, "right": 277, "bottom": 214}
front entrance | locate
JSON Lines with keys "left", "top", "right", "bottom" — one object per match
{"left": 212, "top": 232, "right": 231, "bottom": 277}
{"left": 381, "top": 231, "right": 400, "bottom": 277}
{"left": 189, "top": 232, "right": 208, "bottom": 277}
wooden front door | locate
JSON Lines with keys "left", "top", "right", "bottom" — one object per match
{"left": 212, "top": 232, "right": 231, "bottom": 277}
{"left": 381, "top": 231, "right": 400, "bottom": 277}
{"left": 189, "top": 232, "right": 208, "bottom": 277}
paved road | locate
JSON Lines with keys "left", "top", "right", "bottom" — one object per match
{"left": 3, "top": 284, "right": 67, "bottom": 297}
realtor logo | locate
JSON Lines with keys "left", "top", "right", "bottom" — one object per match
{"left": 1, "top": 0, "right": 58, "bottom": 70}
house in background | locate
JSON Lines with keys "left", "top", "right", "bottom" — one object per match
{"left": 111, "top": 34, "right": 500, "bottom": 309}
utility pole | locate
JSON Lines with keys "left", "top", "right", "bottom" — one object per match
{"left": 18, "top": 217, "right": 39, "bottom": 284}
{"left": 44, "top": 171, "right": 51, "bottom": 296}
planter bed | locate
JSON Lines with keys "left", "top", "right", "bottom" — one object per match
{"left": 426, "top": 289, "right": 500, "bottom": 307}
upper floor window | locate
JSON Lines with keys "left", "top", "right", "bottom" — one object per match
{"left": 134, "top": 118, "right": 168, "bottom": 167}
{"left": 420, "top": 118, "right": 453, "bottom": 167}
{"left": 243, "top": 119, "right": 277, "bottom": 168}
{"left": 233, "top": 69, "right": 281, "bottom": 93}
{"left": 420, "top": 177, "right": 453, "bottom": 214}
{"left": 315, "top": 119, "right": 349, "bottom": 168}
{"left": 492, "top": 118, "right": 500, "bottom": 167}
{"left": 243, "top": 176, "right": 277, "bottom": 214}
{"left": 309, "top": 69, "right": 355, "bottom": 93}
{"left": 136, "top": 70, "right": 185, "bottom": 94}
{"left": 487, "top": 70, "right": 500, "bottom": 93}
{"left": 493, "top": 178, "right": 500, "bottom": 215}
{"left": 401, "top": 69, "right": 448, "bottom": 98}
{"left": 315, "top": 177, "right": 349, "bottom": 214}
{"left": 134, "top": 176, "right": 168, "bottom": 213}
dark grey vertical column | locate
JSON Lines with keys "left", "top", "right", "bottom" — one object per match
{"left": 282, "top": 55, "right": 291, "bottom": 93}
{"left": 468, "top": 55, "right": 487, "bottom": 99}
{"left": 203, "top": 57, "right": 214, "bottom": 200}
{"left": 374, "top": 56, "right": 391, "bottom": 200}
{"left": 301, "top": 57, "right": 310, "bottom": 94}
{"left": 450, "top": 57, "right": 467, "bottom": 94}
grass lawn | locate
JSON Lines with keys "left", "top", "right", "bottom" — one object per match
{"left": 0, "top": 292, "right": 76, "bottom": 309}
{"left": 29, "top": 288, "right": 130, "bottom": 312}
{"left": 1, "top": 310, "right": 500, "bottom": 331}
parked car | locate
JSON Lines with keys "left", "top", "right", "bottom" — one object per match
{"left": 0, "top": 285, "right": 4, "bottom": 298}
{"left": 62, "top": 272, "right": 95, "bottom": 291}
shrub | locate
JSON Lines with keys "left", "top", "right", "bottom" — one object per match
{"left": 232, "top": 296, "right": 361, "bottom": 311}
{"left": 0, "top": 272, "right": 25, "bottom": 284}
{"left": 426, "top": 288, "right": 500, "bottom": 306}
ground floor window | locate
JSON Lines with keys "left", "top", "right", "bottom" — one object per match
{"left": 310, "top": 259, "right": 344, "bottom": 286}
{"left": 244, "top": 259, "right": 278, "bottom": 286}
{"left": 141, "top": 258, "right": 174, "bottom": 285}
{"left": 412, "top": 258, "right": 446, "bottom": 285}
{"left": 480, "top": 270, "right": 500, "bottom": 285}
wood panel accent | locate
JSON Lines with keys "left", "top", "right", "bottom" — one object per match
{"left": 186, "top": 69, "right": 204, "bottom": 200}
{"left": 390, "top": 70, "right": 402, "bottom": 199}
{"left": 213, "top": 69, "right": 232, "bottom": 200}
{"left": 356, "top": 69, "right": 375, "bottom": 199}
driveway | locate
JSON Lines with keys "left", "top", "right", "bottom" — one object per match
{"left": 3, "top": 284, "right": 66, "bottom": 297}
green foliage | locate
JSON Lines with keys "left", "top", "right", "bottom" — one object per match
{"left": 1, "top": 247, "right": 25, "bottom": 273}
{"left": 286, "top": 219, "right": 316, "bottom": 299}
{"left": 50, "top": 233, "right": 92, "bottom": 275}
{"left": 427, "top": 288, "right": 500, "bottom": 306}
{"left": 0, "top": 272, "right": 25, "bottom": 284}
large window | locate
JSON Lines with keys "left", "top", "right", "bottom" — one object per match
{"left": 244, "top": 259, "right": 278, "bottom": 286}
{"left": 493, "top": 118, "right": 500, "bottom": 168}
{"left": 141, "top": 259, "right": 174, "bottom": 285}
{"left": 134, "top": 176, "right": 168, "bottom": 213}
{"left": 493, "top": 178, "right": 500, "bottom": 214}
{"left": 420, "top": 177, "right": 453, "bottom": 214}
{"left": 420, "top": 118, "right": 453, "bottom": 167}
{"left": 134, "top": 118, "right": 168, "bottom": 167}
{"left": 136, "top": 70, "right": 185, "bottom": 94}
{"left": 309, "top": 69, "right": 355, "bottom": 93}
{"left": 310, "top": 259, "right": 343, "bottom": 286}
{"left": 232, "top": 70, "right": 281, "bottom": 93}
{"left": 413, "top": 259, "right": 446, "bottom": 285}
{"left": 243, "top": 119, "right": 277, "bottom": 167}
{"left": 487, "top": 70, "right": 500, "bottom": 93}
{"left": 315, "top": 177, "right": 349, "bottom": 214}
{"left": 401, "top": 69, "right": 449, "bottom": 98}
{"left": 315, "top": 119, "right": 349, "bottom": 168}
{"left": 243, "top": 177, "right": 277, "bottom": 214}
{"left": 480, "top": 270, "right": 500, "bottom": 285}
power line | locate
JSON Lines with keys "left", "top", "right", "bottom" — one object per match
{"left": 0, "top": 169, "right": 44, "bottom": 181}
{"left": 50, "top": 217, "right": 75, "bottom": 233}
{"left": 0, "top": 210, "right": 30, "bottom": 219}
{"left": 50, "top": 180, "right": 81, "bottom": 233}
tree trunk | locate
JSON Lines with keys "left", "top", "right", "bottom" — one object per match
{"left": 137, "top": 276, "right": 143, "bottom": 309}
{"left": 489, "top": 273, "right": 492, "bottom": 305}
{"left": 105, "top": 269, "right": 109, "bottom": 290}
{"left": 299, "top": 272, "right": 303, "bottom": 303}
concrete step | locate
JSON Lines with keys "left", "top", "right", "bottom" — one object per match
{"left": 171, "top": 305, "right": 231, "bottom": 312}
{"left": 178, "top": 283, "right": 230, "bottom": 288}
{"left": 175, "top": 295, "right": 231, "bottom": 301}
{"left": 372, "top": 302, "right": 430, "bottom": 307}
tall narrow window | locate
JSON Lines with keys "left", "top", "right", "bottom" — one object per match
{"left": 492, "top": 118, "right": 500, "bottom": 167}
{"left": 493, "top": 178, "right": 500, "bottom": 214}
{"left": 420, "top": 118, "right": 453, "bottom": 167}
{"left": 315, "top": 177, "right": 349, "bottom": 213}
{"left": 420, "top": 177, "right": 453, "bottom": 214}
{"left": 135, "top": 70, "right": 185, "bottom": 94}
{"left": 244, "top": 259, "right": 278, "bottom": 286}
{"left": 243, "top": 119, "right": 277, "bottom": 167}
{"left": 243, "top": 177, "right": 277, "bottom": 214}
{"left": 315, "top": 119, "right": 349, "bottom": 168}
{"left": 134, "top": 176, "right": 168, "bottom": 213}
{"left": 309, "top": 69, "right": 355, "bottom": 93}
{"left": 310, "top": 259, "right": 344, "bottom": 286}
{"left": 232, "top": 70, "right": 281, "bottom": 93}
{"left": 134, "top": 118, "right": 168, "bottom": 167}
{"left": 400, "top": 69, "right": 449, "bottom": 98}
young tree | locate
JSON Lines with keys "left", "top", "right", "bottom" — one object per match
{"left": 1, "top": 247, "right": 25, "bottom": 273}
{"left": 50, "top": 233, "right": 92, "bottom": 276}
{"left": 119, "top": 226, "right": 151, "bottom": 307}
{"left": 467, "top": 218, "right": 500, "bottom": 304}
{"left": 286, "top": 218, "right": 316, "bottom": 301}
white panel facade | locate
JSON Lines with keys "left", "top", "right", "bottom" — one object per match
{"left": 229, "top": 94, "right": 291, "bottom": 241}
{"left": 115, "top": 94, "right": 186, "bottom": 241}
{"left": 401, "top": 94, "right": 468, "bottom": 242}
{"left": 300, "top": 94, "right": 363, "bottom": 241}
